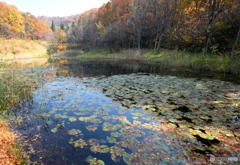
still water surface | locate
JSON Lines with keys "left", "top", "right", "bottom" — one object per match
{"left": 11, "top": 58, "right": 240, "bottom": 165}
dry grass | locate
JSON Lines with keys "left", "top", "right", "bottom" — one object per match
{"left": 0, "top": 38, "right": 48, "bottom": 59}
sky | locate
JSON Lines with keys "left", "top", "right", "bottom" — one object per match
{"left": 2, "top": 0, "right": 109, "bottom": 17}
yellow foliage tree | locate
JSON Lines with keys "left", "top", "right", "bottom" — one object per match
{"left": 56, "top": 29, "right": 66, "bottom": 43}
{"left": 0, "top": 2, "right": 24, "bottom": 37}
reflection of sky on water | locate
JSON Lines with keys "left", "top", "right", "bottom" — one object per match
{"left": 13, "top": 76, "right": 188, "bottom": 165}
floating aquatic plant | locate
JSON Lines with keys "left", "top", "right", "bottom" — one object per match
{"left": 106, "top": 136, "right": 116, "bottom": 143}
{"left": 86, "top": 155, "right": 105, "bottom": 165}
{"left": 90, "top": 145, "right": 110, "bottom": 153}
{"left": 87, "top": 139, "right": 99, "bottom": 146}
{"left": 86, "top": 125, "right": 98, "bottom": 132}
{"left": 68, "top": 129, "right": 82, "bottom": 136}
{"left": 73, "top": 138, "right": 87, "bottom": 148}
{"left": 51, "top": 128, "right": 58, "bottom": 133}
{"left": 68, "top": 117, "right": 77, "bottom": 122}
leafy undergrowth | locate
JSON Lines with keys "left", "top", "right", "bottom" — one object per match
{"left": 0, "top": 120, "right": 26, "bottom": 165}
{"left": 86, "top": 73, "right": 240, "bottom": 164}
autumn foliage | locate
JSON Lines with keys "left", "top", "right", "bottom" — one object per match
{"left": 0, "top": 121, "right": 25, "bottom": 165}
{"left": 57, "top": 44, "right": 67, "bottom": 51}
{"left": 0, "top": 2, "right": 52, "bottom": 39}
{"left": 66, "top": 0, "right": 240, "bottom": 55}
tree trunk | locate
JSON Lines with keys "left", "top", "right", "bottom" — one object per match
{"left": 231, "top": 28, "right": 240, "bottom": 59}
{"left": 203, "top": 0, "right": 217, "bottom": 56}
{"left": 156, "top": 34, "right": 163, "bottom": 52}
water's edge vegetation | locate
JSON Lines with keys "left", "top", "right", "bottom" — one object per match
{"left": 56, "top": 47, "right": 240, "bottom": 77}
{"left": 0, "top": 71, "right": 33, "bottom": 164}
{"left": 0, "top": 54, "right": 49, "bottom": 164}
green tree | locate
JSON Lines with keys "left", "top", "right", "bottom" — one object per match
{"left": 51, "top": 20, "right": 56, "bottom": 32}
{"left": 60, "top": 22, "right": 65, "bottom": 30}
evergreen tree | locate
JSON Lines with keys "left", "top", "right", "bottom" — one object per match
{"left": 51, "top": 20, "right": 56, "bottom": 32}
{"left": 71, "top": 21, "right": 75, "bottom": 29}
{"left": 60, "top": 22, "right": 65, "bottom": 30}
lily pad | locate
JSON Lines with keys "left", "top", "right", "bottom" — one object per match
{"left": 86, "top": 125, "right": 98, "bottom": 132}
{"left": 51, "top": 127, "right": 58, "bottom": 133}
{"left": 73, "top": 138, "right": 87, "bottom": 148}
{"left": 87, "top": 139, "right": 99, "bottom": 146}
{"left": 69, "top": 117, "right": 77, "bottom": 122}
{"left": 90, "top": 145, "right": 110, "bottom": 153}
{"left": 110, "top": 146, "right": 124, "bottom": 156}
{"left": 111, "top": 132, "right": 121, "bottom": 138}
{"left": 68, "top": 129, "right": 82, "bottom": 136}
{"left": 106, "top": 137, "right": 116, "bottom": 143}
{"left": 86, "top": 156, "right": 105, "bottom": 165}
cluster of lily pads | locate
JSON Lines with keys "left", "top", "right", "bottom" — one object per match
{"left": 84, "top": 73, "right": 240, "bottom": 161}
{"left": 16, "top": 73, "right": 239, "bottom": 164}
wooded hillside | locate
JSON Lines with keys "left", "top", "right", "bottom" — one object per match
{"left": 66, "top": 0, "right": 240, "bottom": 56}
{"left": 0, "top": 2, "right": 52, "bottom": 39}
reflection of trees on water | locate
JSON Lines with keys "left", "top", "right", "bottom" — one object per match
{"left": 60, "top": 59, "right": 160, "bottom": 78}
{"left": 11, "top": 96, "right": 62, "bottom": 133}
{"left": 57, "top": 58, "right": 240, "bottom": 84}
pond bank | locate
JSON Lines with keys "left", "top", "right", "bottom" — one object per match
{"left": 0, "top": 57, "right": 50, "bottom": 164}
{"left": 56, "top": 48, "right": 240, "bottom": 78}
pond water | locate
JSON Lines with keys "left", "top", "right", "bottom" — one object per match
{"left": 10, "top": 58, "right": 240, "bottom": 165}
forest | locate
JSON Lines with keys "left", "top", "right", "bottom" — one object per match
{"left": 65, "top": 0, "right": 240, "bottom": 58}
{"left": 1, "top": 0, "right": 240, "bottom": 57}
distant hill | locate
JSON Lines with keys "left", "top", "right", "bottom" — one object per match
{"left": 38, "top": 14, "right": 81, "bottom": 27}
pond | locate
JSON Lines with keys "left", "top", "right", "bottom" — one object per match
{"left": 10, "top": 57, "right": 240, "bottom": 164}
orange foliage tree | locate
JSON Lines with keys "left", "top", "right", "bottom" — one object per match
{"left": 22, "top": 12, "right": 52, "bottom": 39}
{"left": 0, "top": 2, "right": 52, "bottom": 40}
{"left": 0, "top": 2, "right": 24, "bottom": 38}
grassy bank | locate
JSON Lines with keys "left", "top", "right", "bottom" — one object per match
{"left": 56, "top": 48, "right": 240, "bottom": 76}
{"left": 143, "top": 50, "right": 240, "bottom": 76}
{"left": 0, "top": 68, "right": 35, "bottom": 164}
{"left": 0, "top": 38, "right": 49, "bottom": 164}
{"left": 0, "top": 38, "right": 48, "bottom": 59}
{"left": 0, "top": 71, "right": 32, "bottom": 164}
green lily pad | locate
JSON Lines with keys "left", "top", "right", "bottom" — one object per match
{"left": 69, "top": 117, "right": 77, "bottom": 122}
{"left": 87, "top": 139, "right": 99, "bottom": 146}
{"left": 110, "top": 146, "right": 124, "bottom": 156}
{"left": 73, "top": 138, "right": 87, "bottom": 148}
{"left": 68, "top": 129, "right": 82, "bottom": 136}
{"left": 111, "top": 132, "right": 121, "bottom": 138}
{"left": 86, "top": 125, "right": 98, "bottom": 132}
{"left": 54, "top": 114, "right": 62, "bottom": 118}
{"left": 122, "top": 152, "right": 132, "bottom": 165}
{"left": 51, "top": 127, "right": 58, "bottom": 133}
{"left": 106, "top": 137, "right": 116, "bottom": 143}
{"left": 90, "top": 145, "right": 110, "bottom": 153}
{"left": 102, "top": 122, "right": 120, "bottom": 131}
{"left": 86, "top": 156, "right": 105, "bottom": 165}
{"left": 61, "top": 115, "right": 68, "bottom": 118}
